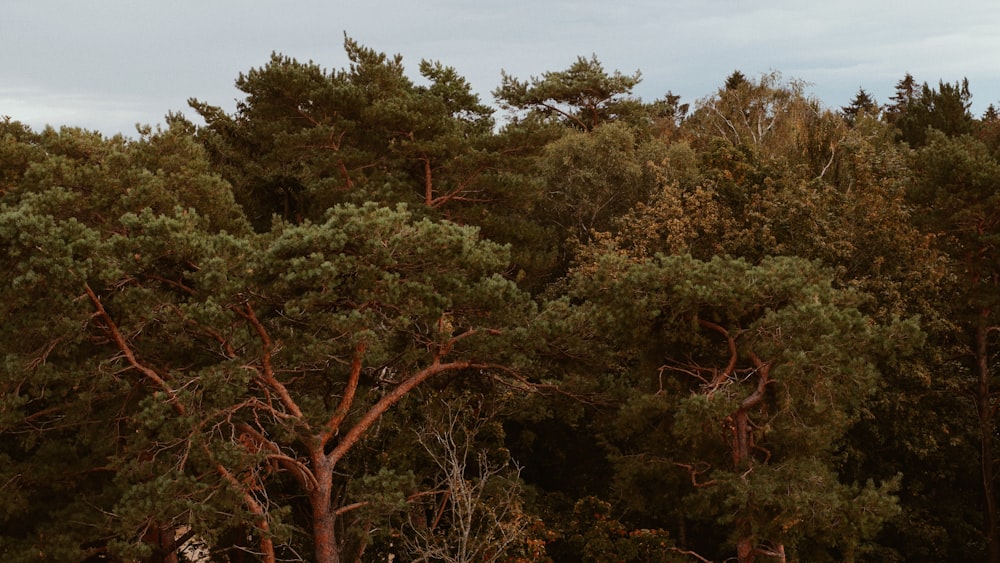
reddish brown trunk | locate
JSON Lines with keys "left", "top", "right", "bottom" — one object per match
{"left": 737, "top": 537, "right": 755, "bottom": 563}
{"left": 423, "top": 156, "right": 434, "bottom": 207}
{"left": 731, "top": 358, "right": 769, "bottom": 469}
{"left": 313, "top": 508, "right": 340, "bottom": 563}
{"left": 974, "top": 313, "right": 1000, "bottom": 563}
{"left": 731, "top": 357, "right": 773, "bottom": 563}
{"left": 338, "top": 160, "right": 354, "bottom": 190}
{"left": 311, "top": 454, "right": 341, "bottom": 563}
{"left": 142, "top": 525, "right": 179, "bottom": 563}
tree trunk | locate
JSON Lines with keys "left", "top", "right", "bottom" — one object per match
{"left": 737, "top": 537, "right": 755, "bottom": 563}
{"left": 313, "top": 507, "right": 340, "bottom": 563}
{"left": 732, "top": 358, "right": 771, "bottom": 563}
{"left": 311, "top": 454, "right": 341, "bottom": 563}
{"left": 975, "top": 312, "right": 1000, "bottom": 563}
{"left": 142, "top": 525, "right": 179, "bottom": 563}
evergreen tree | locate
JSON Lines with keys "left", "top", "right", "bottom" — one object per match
{"left": 724, "top": 70, "right": 748, "bottom": 91}
{"left": 190, "top": 36, "right": 498, "bottom": 231}
{"left": 908, "top": 130, "right": 1000, "bottom": 562}
{"left": 556, "top": 252, "right": 915, "bottom": 561}
{"left": 841, "top": 87, "right": 880, "bottom": 124}
{"left": 494, "top": 55, "right": 644, "bottom": 132}
{"left": 1, "top": 120, "right": 536, "bottom": 561}
{"left": 884, "top": 74, "right": 973, "bottom": 146}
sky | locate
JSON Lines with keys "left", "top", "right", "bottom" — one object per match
{"left": 3, "top": 0, "right": 1000, "bottom": 138}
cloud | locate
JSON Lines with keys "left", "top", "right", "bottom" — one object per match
{"left": 0, "top": 86, "right": 161, "bottom": 135}
{"left": 3, "top": 0, "right": 999, "bottom": 135}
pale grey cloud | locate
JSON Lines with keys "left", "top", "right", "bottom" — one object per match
{"left": 3, "top": 0, "right": 998, "bottom": 137}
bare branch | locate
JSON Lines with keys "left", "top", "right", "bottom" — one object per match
{"left": 334, "top": 501, "right": 369, "bottom": 517}
{"left": 674, "top": 462, "right": 719, "bottom": 488}
{"left": 669, "top": 547, "right": 714, "bottom": 563}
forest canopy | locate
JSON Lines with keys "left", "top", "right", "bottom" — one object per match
{"left": 3, "top": 37, "right": 1000, "bottom": 563}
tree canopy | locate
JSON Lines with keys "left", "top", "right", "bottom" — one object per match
{"left": 3, "top": 40, "right": 1000, "bottom": 563}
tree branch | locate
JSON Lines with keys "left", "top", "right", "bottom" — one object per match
{"left": 697, "top": 318, "right": 739, "bottom": 387}
{"left": 539, "top": 101, "right": 590, "bottom": 131}
{"left": 320, "top": 342, "right": 367, "bottom": 448}
{"left": 238, "top": 423, "right": 319, "bottom": 491}
{"left": 674, "top": 462, "right": 719, "bottom": 488}
{"left": 669, "top": 547, "right": 714, "bottom": 563}
{"left": 334, "top": 501, "right": 370, "bottom": 517}
{"left": 84, "top": 284, "right": 185, "bottom": 415}
{"left": 236, "top": 301, "right": 306, "bottom": 423}
{"left": 326, "top": 359, "right": 480, "bottom": 467}
{"left": 212, "top": 456, "right": 277, "bottom": 563}
{"left": 742, "top": 352, "right": 772, "bottom": 410}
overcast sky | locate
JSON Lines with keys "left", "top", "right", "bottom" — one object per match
{"left": 3, "top": 0, "right": 1000, "bottom": 137}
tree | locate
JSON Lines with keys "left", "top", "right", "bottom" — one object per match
{"left": 724, "top": 70, "right": 749, "bottom": 91}
{"left": 841, "top": 88, "right": 880, "bottom": 125}
{"left": 606, "top": 97, "right": 966, "bottom": 560}
{"left": 2, "top": 185, "right": 534, "bottom": 562}
{"left": 684, "top": 71, "right": 842, "bottom": 176}
{"left": 534, "top": 121, "right": 666, "bottom": 245}
{"left": 189, "top": 49, "right": 373, "bottom": 227}
{"left": 494, "top": 55, "right": 642, "bottom": 132}
{"left": 908, "top": 130, "right": 1000, "bottom": 562}
{"left": 688, "top": 71, "right": 805, "bottom": 150}
{"left": 559, "top": 252, "right": 915, "bottom": 562}
{"left": 884, "top": 74, "right": 973, "bottom": 147}
{"left": 190, "top": 36, "right": 498, "bottom": 230}
{"left": 975, "top": 103, "right": 1000, "bottom": 159}
{"left": 557, "top": 497, "right": 679, "bottom": 562}
{"left": 884, "top": 73, "right": 919, "bottom": 118}
{"left": 377, "top": 58, "right": 497, "bottom": 212}
{"left": 399, "top": 395, "right": 541, "bottom": 563}
{"left": 0, "top": 119, "right": 257, "bottom": 562}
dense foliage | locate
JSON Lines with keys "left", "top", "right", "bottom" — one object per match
{"left": 3, "top": 38, "right": 1000, "bottom": 562}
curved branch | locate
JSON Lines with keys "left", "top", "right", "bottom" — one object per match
{"left": 236, "top": 302, "right": 306, "bottom": 423}
{"left": 428, "top": 166, "right": 489, "bottom": 209}
{"left": 674, "top": 461, "right": 719, "bottom": 488}
{"left": 697, "top": 318, "right": 739, "bottom": 386}
{"left": 326, "top": 359, "right": 480, "bottom": 467}
{"left": 742, "top": 352, "right": 772, "bottom": 410}
{"left": 212, "top": 457, "right": 277, "bottom": 563}
{"left": 320, "top": 342, "right": 367, "bottom": 448}
{"left": 539, "top": 101, "right": 590, "bottom": 131}
{"left": 238, "top": 423, "right": 319, "bottom": 492}
{"left": 84, "top": 284, "right": 185, "bottom": 415}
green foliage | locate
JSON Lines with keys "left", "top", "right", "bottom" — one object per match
{"left": 1, "top": 140, "right": 533, "bottom": 559}
{"left": 191, "top": 36, "right": 500, "bottom": 233}
{"left": 884, "top": 74, "right": 974, "bottom": 146}
{"left": 842, "top": 88, "right": 880, "bottom": 124}
{"left": 559, "top": 497, "right": 679, "bottom": 563}
{"left": 494, "top": 56, "right": 644, "bottom": 132}
{"left": 6, "top": 45, "right": 1000, "bottom": 563}
{"left": 557, "top": 251, "right": 915, "bottom": 560}
{"left": 536, "top": 121, "right": 664, "bottom": 244}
